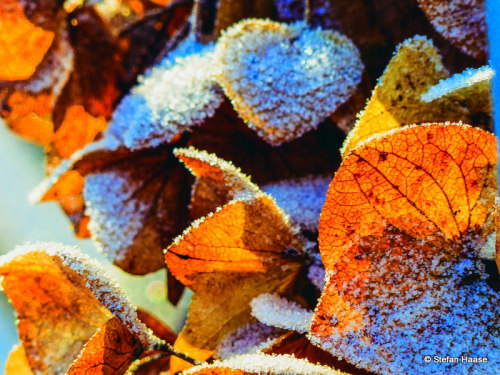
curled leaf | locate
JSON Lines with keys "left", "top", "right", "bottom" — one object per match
{"left": 0, "top": 242, "right": 160, "bottom": 374}
{"left": 421, "top": 65, "right": 493, "bottom": 115}
{"left": 341, "top": 36, "right": 470, "bottom": 157}
{"left": 165, "top": 193, "right": 304, "bottom": 372}
{"left": 182, "top": 353, "right": 348, "bottom": 374}
{"left": 175, "top": 146, "right": 259, "bottom": 219}
{"left": 215, "top": 19, "right": 363, "bottom": 145}
{"left": 416, "top": 0, "right": 487, "bottom": 61}
{"left": 311, "top": 124, "right": 500, "bottom": 374}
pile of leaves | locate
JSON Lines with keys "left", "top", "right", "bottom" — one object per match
{"left": 0, "top": 0, "right": 499, "bottom": 374}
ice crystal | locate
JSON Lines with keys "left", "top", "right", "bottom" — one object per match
{"left": 183, "top": 353, "right": 345, "bottom": 374}
{"left": 262, "top": 174, "right": 331, "bottom": 233}
{"left": 215, "top": 19, "right": 363, "bottom": 145}
{"left": 251, "top": 294, "right": 313, "bottom": 334}
{"left": 216, "top": 322, "right": 285, "bottom": 360}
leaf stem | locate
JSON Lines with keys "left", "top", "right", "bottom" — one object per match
{"left": 304, "top": 0, "right": 312, "bottom": 24}
{"left": 189, "top": 0, "right": 203, "bottom": 41}
{"left": 153, "top": 341, "right": 203, "bottom": 366}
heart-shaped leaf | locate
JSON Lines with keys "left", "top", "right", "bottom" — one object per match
{"left": 215, "top": 19, "right": 363, "bottom": 145}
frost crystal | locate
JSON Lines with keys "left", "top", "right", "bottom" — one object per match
{"left": 215, "top": 19, "right": 363, "bottom": 146}
{"left": 216, "top": 322, "right": 285, "bottom": 359}
{"left": 307, "top": 253, "right": 326, "bottom": 291}
{"left": 183, "top": 353, "right": 345, "bottom": 374}
{"left": 262, "top": 174, "right": 332, "bottom": 232}
{"left": 105, "top": 38, "right": 224, "bottom": 150}
{"left": 0, "top": 242, "right": 160, "bottom": 348}
{"left": 83, "top": 170, "right": 151, "bottom": 264}
{"left": 251, "top": 294, "right": 313, "bottom": 334}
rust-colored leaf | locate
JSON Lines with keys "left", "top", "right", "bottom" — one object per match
{"left": 67, "top": 316, "right": 143, "bottom": 375}
{"left": 136, "top": 309, "right": 177, "bottom": 344}
{"left": 175, "top": 146, "right": 259, "bottom": 220}
{"left": 182, "top": 353, "right": 347, "bottom": 375}
{"left": 0, "top": 243, "right": 159, "bottom": 374}
{"left": 5, "top": 345, "right": 33, "bottom": 375}
{"left": 341, "top": 36, "right": 470, "bottom": 157}
{"left": 310, "top": 124, "right": 500, "bottom": 374}
{"left": 165, "top": 193, "right": 304, "bottom": 373}
{"left": 0, "top": 0, "right": 57, "bottom": 81}
{"left": 416, "top": 0, "right": 487, "bottom": 61}
{"left": 214, "top": 0, "right": 274, "bottom": 36}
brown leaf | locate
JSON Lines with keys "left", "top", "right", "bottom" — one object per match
{"left": 165, "top": 193, "right": 304, "bottom": 373}
{"left": 67, "top": 316, "right": 143, "bottom": 375}
{"left": 0, "top": 243, "right": 160, "bottom": 374}
{"left": 416, "top": 0, "right": 487, "bottom": 61}
{"left": 341, "top": 36, "right": 470, "bottom": 157}
{"left": 311, "top": 124, "right": 499, "bottom": 374}
{"left": 136, "top": 309, "right": 177, "bottom": 344}
{"left": 214, "top": 0, "right": 275, "bottom": 37}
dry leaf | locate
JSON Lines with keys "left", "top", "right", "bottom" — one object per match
{"left": 416, "top": 0, "right": 487, "bottom": 61}
{"left": 165, "top": 194, "right": 304, "bottom": 373}
{"left": 341, "top": 36, "right": 470, "bottom": 157}
{"left": 0, "top": 242, "right": 160, "bottom": 374}
{"left": 215, "top": 19, "right": 363, "bottom": 145}
{"left": 310, "top": 124, "right": 500, "bottom": 374}
{"left": 182, "top": 353, "right": 348, "bottom": 375}
{"left": 214, "top": 0, "right": 274, "bottom": 36}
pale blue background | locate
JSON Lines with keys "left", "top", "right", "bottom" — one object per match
{"left": 0, "top": 122, "right": 191, "bottom": 372}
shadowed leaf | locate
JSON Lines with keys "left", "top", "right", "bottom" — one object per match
{"left": 165, "top": 194, "right": 304, "bottom": 373}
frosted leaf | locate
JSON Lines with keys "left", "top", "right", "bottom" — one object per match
{"left": 251, "top": 294, "right": 312, "bottom": 334}
{"left": 421, "top": 65, "right": 493, "bottom": 113}
{"left": 416, "top": 0, "right": 487, "bottom": 60}
{"left": 183, "top": 353, "right": 347, "bottom": 374}
{"left": 262, "top": 174, "right": 332, "bottom": 233}
{"left": 105, "top": 37, "right": 224, "bottom": 151}
{"left": 0, "top": 243, "right": 161, "bottom": 373}
{"left": 216, "top": 322, "right": 285, "bottom": 360}
{"left": 215, "top": 19, "right": 363, "bottom": 146}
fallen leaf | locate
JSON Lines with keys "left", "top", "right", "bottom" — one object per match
{"left": 67, "top": 316, "right": 143, "bottom": 375}
{"left": 215, "top": 19, "right": 363, "bottom": 145}
{"left": 136, "top": 309, "right": 177, "bottom": 344}
{"left": 165, "top": 193, "right": 304, "bottom": 372}
{"left": 181, "top": 353, "right": 348, "bottom": 374}
{"left": 416, "top": 0, "right": 487, "bottom": 61}
{"left": 5, "top": 345, "right": 33, "bottom": 375}
{"left": 341, "top": 36, "right": 470, "bottom": 157}
{"left": 0, "top": 242, "right": 160, "bottom": 374}
{"left": 310, "top": 124, "right": 500, "bottom": 374}
{"left": 213, "top": 0, "right": 274, "bottom": 36}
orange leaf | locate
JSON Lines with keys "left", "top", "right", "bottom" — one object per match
{"left": 165, "top": 193, "right": 304, "bottom": 373}
{"left": 0, "top": 243, "right": 160, "bottom": 373}
{"left": 54, "top": 105, "right": 107, "bottom": 158}
{"left": 67, "top": 316, "right": 143, "bottom": 375}
{"left": 0, "top": 1, "right": 55, "bottom": 81}
{"left": 310, "top": 124, "right": 499, "bottom": 374}
{"left": 5, "top": 345, "right": 33, "bottom": 375}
